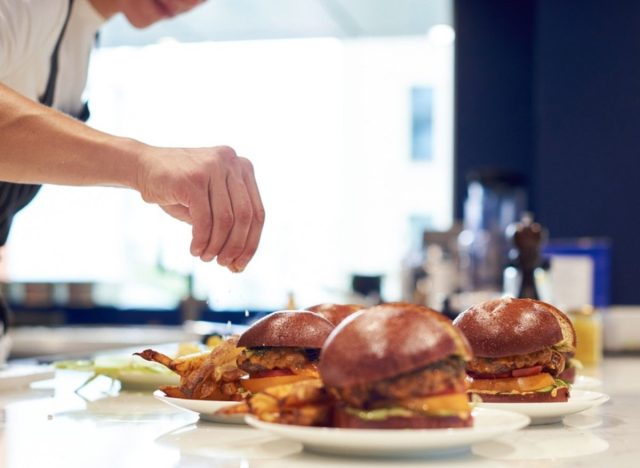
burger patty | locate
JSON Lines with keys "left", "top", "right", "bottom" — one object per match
{"left": 237, "top": 347, "right": 318, "bottom": 374}
{"left": 332, "top": 357, "right": 467, "bottom": 409}
{"left": 466, "top": 347, "right": 566, "bottom": 377}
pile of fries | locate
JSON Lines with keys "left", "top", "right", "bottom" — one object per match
{"left": 137, "top": 335, "right": 335, "bottom": 426}
{"left": 136, "top": 335, "right": 246, "bottom": 401}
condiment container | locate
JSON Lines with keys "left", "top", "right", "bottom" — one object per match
{"left": 569, "top": 305, "right": 603, "bottom": 367}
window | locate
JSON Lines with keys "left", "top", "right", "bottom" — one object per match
{"left": 7, "top": 33, "right": 454, "bottom": 311}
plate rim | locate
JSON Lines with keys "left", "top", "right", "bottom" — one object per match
{"left": 244, "top": 407, "right": 530, "bottom": 440}
{"left": 475, "top": 389, "right": 610, "bottom": 422}
{"left": 153, "top": 389, "right": 239, "bottom": 410}
{"left": 476, "top": 389, "right": 609, "bottom": 408}
{"left": 153, "top": 389, "right": 245, "bottom": 423}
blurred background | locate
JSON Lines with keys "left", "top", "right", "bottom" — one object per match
{"left": 2, "top": 0, "right": 639, "bottom": 359}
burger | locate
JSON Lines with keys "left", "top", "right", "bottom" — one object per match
{"left": 237, "top": 310, "right": 335, "bottom": 394}
{"left": 319, "top": 302, "right": 474, "bottom": 429}
{"left": 452, "top": 297, "right": 575, "bottom": 403}
{"left": 306, "top": 303, "right": 364, "bottom": 326}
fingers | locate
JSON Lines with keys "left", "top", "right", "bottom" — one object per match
{"left": 199, "top": 168, "right": 233, "bottom": 262}
{"left": 188, "top": 177, "right": 214, "bottom": 258}
{"left": 229, "top": 160, "right": 265, "bottom": 271}
{"left": 197, "top": 156, "right": 264, "bottom": 271}
{"left": 164, "top": 146, "right": 263, "bottom": 269}
{"left": 215, "top": 172, "right": 253, "bottom": 269}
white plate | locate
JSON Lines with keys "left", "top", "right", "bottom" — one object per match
{"left": 477, "top": 389, "right": 610, "bottom": 425}
{"left": 153, "top": 389, "right": 245, "bottom": 424}
{"left": 244, "top": 408, "right": 530, "bottom": 456}
{"left": 572, "top": 375, "right": 603, "bottom": 391}
{"left": 55, "top": 355, "right": 181, "bottom": 392}
{"left": 117, "top": 371, "right": 179, "bottom": 391}
{"left": 0, "top": 365, "right": 55, "bottom": 391}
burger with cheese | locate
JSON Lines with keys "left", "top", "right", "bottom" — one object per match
{"left": 453, "top": 297, "right": 575, "bottom": 402}
{"left": 319, "top": 302, "right": 474, "bottom": 428}
{"left": 237, "top": 310, "right": 335, "bottom": 394}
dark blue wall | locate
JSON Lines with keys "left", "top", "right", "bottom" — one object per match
{"left": 454, "top": 0, "right": 535, "bottom": 216}
{"left": 455, "top": 0, "right": 640, "bottom": 304}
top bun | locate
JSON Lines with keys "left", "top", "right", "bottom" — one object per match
{"left": 319, "top": 302, "right": 472, "bottom": 388}
{"left": 306, "top": 303, "right": 364, "bottom": 326}
{"left": 540, "top": 301, "right": 577, "bottom": 351}
{"left": 452, "top": 297, "right": 575, "bottom": 358}
{"left": 238, "top": 310, "right": 335, "bottom": 349}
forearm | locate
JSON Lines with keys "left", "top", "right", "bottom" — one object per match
{"left": 0, "top": 84, "right": 265, "bottom": 270}
{"left": 0, "top": 82, "right": 145, "bottom": 189}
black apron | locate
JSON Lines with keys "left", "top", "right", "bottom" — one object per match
{"left": 0, "top": 0, "right": 90, "bottom": 333}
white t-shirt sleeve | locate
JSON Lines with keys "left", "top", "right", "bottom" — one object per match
{"left": 0, "top": 0, "right": 67, "bottom": 77}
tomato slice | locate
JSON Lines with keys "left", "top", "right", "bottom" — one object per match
{"left": 511, "top": 366, "right": 543, "bottom": 378}
{"left": 241, "top": 374, "right": 315, "bottom": 393}
{"left": 469, "top": 372, "right": 555, "bottom": 393}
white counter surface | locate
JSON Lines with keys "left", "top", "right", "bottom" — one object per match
{"left": 0, "top": 356, "right": 638, "bottom": 468}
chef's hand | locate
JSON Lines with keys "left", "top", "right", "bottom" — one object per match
{"left": 135, "top": 145, "right": 265, "bottom": 272}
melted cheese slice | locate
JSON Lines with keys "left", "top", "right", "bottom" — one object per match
{"left": 398, "top": 392, "right": 471, "bottom": 416}
{"left": 469, "top": 372, "right": 555, "bottom": 393}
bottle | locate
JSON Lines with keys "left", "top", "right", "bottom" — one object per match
{"left": 286, "top": 291, "right": 297, "bottom": 310}
{"left": 505, "top": 212, "right": 547, "bottom": 299}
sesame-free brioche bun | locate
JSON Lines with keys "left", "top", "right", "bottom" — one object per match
{"left": 319, "top": 302, "right": 472, "bottom": 389}
{"left": 238, "top": 310, "right": 334, "bottom": 349}
{"left": 306, "top": 303, "right": 365, "bottom": 326}
{"left": 540, "top": 300, "right": 577, "bottom": 350}
{"left": 453, "top": 297, "right": 575, "bottom": 358}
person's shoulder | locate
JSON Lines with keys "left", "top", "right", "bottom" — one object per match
{"left": 1, "top": 0, "right": 68, "bottom": 21}
{"left": 0, "top": 0, "right": 68, "bottom": 71}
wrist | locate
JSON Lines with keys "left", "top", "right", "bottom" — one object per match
{"left": 108, "top": 137, "right": 150, "bottom": 190}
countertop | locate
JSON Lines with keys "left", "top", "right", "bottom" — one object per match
{"left": 0, "top": 356, "right": 638, "bottom": 468}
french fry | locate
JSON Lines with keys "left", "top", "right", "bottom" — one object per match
{"left": 245, "top": 379, "right": 335, "bottom": 426}
{"left": 159, "top": 385, "right": 189, "bottom": 399}
{"left": 137, "top": 335, "right": 247, "bottom": 401}
{"left": 216, "top": 401, "right": 250, "bottom": 416}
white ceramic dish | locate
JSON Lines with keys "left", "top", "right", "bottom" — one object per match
{"left": 244, "top": 408, "right": 530, "bottom": 456}
{"left": 55, "top": 354, "right": 180, "bottom": 392}
{"left": 116, "top": 371, "right": 179, "bottom": 391}
{"left": 153, "top": 389, "right": 245, "bottom": 424}
{"left": 572, "top": 375, "right": 603, "bottom": 391}
{"left": 0, "top": 365, "right": 55, "bottom": 391}
{"left": 477, "top": 389, "right": 609, "bottom": 425}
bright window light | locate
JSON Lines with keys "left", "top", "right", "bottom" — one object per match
{"left": 7, "top": 35, "right": 454, "bottom": 311}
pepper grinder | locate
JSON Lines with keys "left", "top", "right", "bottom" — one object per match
{"left": 506, "top": 212, "right": 547, "bottom": 300}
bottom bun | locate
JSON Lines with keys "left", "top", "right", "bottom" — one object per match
{"left": 472, "top": 387, "right": 569, "bottom": 403}
{"left": 334, "top": 407, "right": 473, "bottom": 429}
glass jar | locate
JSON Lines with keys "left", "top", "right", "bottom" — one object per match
{"left": 569, "top": 305, "right": 603, "bottom": 367}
